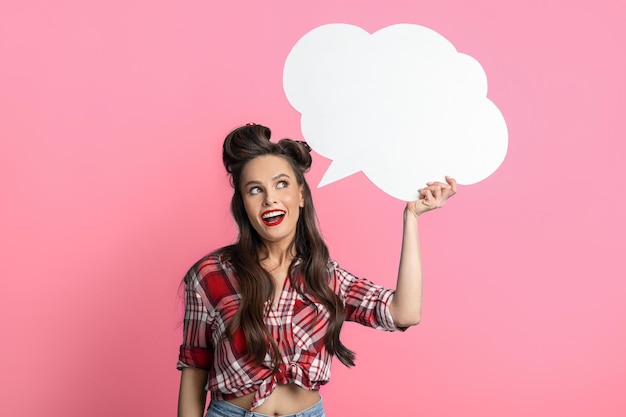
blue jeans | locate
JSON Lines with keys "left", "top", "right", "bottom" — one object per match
{"left": 205, "top": 399, "right": 326, "bottom": 417}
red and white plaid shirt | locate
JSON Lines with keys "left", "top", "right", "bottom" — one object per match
{"left": 177, "top": 251, "right": 403, "bottom": 410}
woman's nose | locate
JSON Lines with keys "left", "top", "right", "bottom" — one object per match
{"left": 263, "top": 190, "right": 276, "bottom": 206}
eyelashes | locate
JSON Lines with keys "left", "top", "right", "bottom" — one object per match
{"left": 247, "top": 180, "right": 289, "bottom": 195}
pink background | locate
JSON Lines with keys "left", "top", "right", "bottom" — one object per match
{"left": 1, "top": 1, "right": 625, "bottom": 416}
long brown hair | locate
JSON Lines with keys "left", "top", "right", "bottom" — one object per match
{"left": 221, "top": 124, "right": 355, "bottom": 370}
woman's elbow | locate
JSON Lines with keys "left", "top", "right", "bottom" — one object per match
{"left": 394, "top": 312, "right": 421, "bottom": 328}
{"left": 389, "top": 300, "right": 421, "bottom": 327}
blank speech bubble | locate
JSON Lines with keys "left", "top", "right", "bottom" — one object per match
{"left": 283, "top": 23, "right": 508, "bottom": 201}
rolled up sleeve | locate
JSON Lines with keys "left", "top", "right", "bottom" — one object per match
{"left": 334, "top": 264, "right": 406, "bottom": 332}
{"left": 177, "top": 268, "right": 214, "bottom": 370}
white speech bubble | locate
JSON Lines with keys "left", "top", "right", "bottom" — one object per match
{"left": 283, "top": 23, "right": 508, "bottom": 201}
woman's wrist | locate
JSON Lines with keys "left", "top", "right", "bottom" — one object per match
{"left": 404, "top": 205, "right": 421, "bottom": 222}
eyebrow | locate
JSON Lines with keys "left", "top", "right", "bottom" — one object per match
{"left": 243, "top": 173, "right": 291, "bottom": 188}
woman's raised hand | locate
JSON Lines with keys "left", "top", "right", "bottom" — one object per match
{"left": 406, "top": 176, "right": 457, "bottom": 218}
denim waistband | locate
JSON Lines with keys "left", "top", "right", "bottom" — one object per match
{"left": 206, "top": 399, "right": 325, "bottom": 417}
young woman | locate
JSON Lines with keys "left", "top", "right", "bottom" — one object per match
{"left": 177, "top": 124, "right": 456, "bottom": 417}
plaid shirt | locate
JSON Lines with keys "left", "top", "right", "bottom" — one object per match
{"left": 177, "top": 251, "right": 403, "bottom": 410}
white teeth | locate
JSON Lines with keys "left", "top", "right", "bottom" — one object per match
{"left": 262, "top": 211, "right": 285, "bottom": 219}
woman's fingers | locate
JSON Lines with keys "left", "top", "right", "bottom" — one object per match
{"left": 426, "top": 177, "right": 457, "bottom": 201}
{"left": 433, "top": 185, "right": 442, "bottom": 202}
{"left": 445, "top": 176, "right": 458, "bottom": 195}
{"left": 410, "top": 176, "right": 457, "bottom": 216}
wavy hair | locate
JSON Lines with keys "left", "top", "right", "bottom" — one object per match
{"left": 221, "top": 124, "right": 355, "bottom": 370}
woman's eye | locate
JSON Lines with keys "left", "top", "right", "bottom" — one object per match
{"left": 249, "top": 187, "right": 262, "bottom": 195}
{"left": 276, "top": 181, "right": 288, "bottom": 189}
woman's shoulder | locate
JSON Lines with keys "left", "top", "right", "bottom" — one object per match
{"left": 187, "top": 246, "right": 235, "bottom": 281}
{"left": 325, "top": 258, "right": 343, "bottom": 273}
{"left": 323, "top": 259, "right": 349, "bottom": 285}
{"left": 324, "top": 259, "right": 360, "bottom": 287}
{"left": 295, "top": 257, "right": 340, "bottom": 274}
{"left": 184, "top": 246, "right": 240, "bottom": 302}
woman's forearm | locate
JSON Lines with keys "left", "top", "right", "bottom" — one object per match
{"left": 389, "top": 209, "right": 423, "bottom": 327}
{"left": 178, "top": 367, "right": 209, "bottom": 417}
{"left": 390, "top": 177, "right": 456, "bottom": 327}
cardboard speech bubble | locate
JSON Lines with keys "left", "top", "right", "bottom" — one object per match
{"left": 283, "top": 23, "right": 508, "bottom": 201}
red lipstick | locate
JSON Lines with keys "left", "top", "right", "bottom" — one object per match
{"left": 261, "top": 210, "right": 286, "bottom": 226}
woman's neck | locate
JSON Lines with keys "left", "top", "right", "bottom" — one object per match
{"left": 258, "top": 243, "right": 295, "bottom": 272}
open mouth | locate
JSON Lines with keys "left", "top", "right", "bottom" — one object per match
{"left": 261, "top": 210, "right": 286, "bottom": 226}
